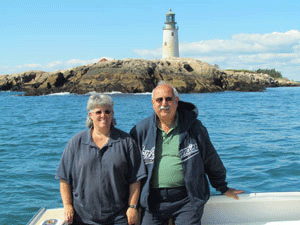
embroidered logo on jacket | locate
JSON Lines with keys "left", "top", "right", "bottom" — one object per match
{"left": 141, "top": 145, "right": 155, "bottom": 164}
{"left": 179, "top": 144, "right": 199, "bottom": 162}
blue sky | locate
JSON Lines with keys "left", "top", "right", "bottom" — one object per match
{"left": 1, "top": 0, "right": 300, "bottom": 81}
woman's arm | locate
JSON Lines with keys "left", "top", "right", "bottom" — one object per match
{"left": 60, "top": 179, "right": 74, "bottom": 224}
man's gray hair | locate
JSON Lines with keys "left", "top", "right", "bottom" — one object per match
{"left": 86, "top": 94, "right": 116, "bottom": 128}
{"left": 151, "top": 81, "right": 179, "bottom": 99}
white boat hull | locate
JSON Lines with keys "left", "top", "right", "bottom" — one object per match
{"left": 28, "top": 192, "right": 300, "bottom": 225}
{"left": 202, "top": 192, "right": 300, "bottom": 224}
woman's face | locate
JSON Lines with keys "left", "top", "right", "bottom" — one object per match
{"left": 89, "top": 106, "right": 114, "bottom": 131}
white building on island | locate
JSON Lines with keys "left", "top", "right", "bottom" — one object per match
{"left": 162, "top": 9, "right": 179, "bottom": 58}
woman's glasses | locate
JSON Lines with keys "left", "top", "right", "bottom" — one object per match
{"left": 93, "top": 110, "right": 112, "bottom": 115}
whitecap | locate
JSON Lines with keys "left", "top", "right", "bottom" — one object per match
{"left": 48, "top": 92, "right": 71, "bottom": 96}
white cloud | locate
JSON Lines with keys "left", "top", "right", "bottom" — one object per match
{"left": 132, "top": 48, "right": 161, "bottom": 58}
{"left": 133, "top": 29, "right": 300, "bottom": 81}
{"left": 18, "top": 64, "right": 41, "bottom": 68}
{"left": 233, "top": 30, "right": 300, "bottom": 47}
{"left": 180, "top": 40, "right": 264, "bottom": 54}
{"left": 0, "top": 57, "right": 118, "bottom": 76}
{"left": 45, "top": 59, "right": 96, "bottom": 69}
{"left": 65, "top": 58, "right": 100, "bottom": 66}
{"left": 195, "top": 56, "right": 227, "bottom": 64}
{"left": 46, "top": 61, "right": 63, "bottom": 68}
{"left": 0, "top": 58, "right": 103, "bottom": 75}
{"left": 2, "top": 30, "right": 300, "bottom": 81}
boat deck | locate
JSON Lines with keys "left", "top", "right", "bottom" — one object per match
{"left": 27, "top": 192, "right": 300, "bottom": 225}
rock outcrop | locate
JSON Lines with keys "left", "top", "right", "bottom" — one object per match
{"left": 0, "top": 58, "right": 299, "bottom": 96}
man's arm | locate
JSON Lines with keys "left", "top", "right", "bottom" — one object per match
{"left": 60, "top": 179, "right": 74, "bottom": 224}
{"left": 127, "top": 181, "right": 141, "bottom": 225}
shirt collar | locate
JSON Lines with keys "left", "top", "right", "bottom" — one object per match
{"left": 84, "top": 127, "right": 120, "bottom": 148}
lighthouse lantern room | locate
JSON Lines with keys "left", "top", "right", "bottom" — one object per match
{"left": 162, "top": 9, "right": 179, "bottom": 58}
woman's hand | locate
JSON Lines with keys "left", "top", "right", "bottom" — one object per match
{"left": 64, "top": 204, "right": 74, "bottom": 224}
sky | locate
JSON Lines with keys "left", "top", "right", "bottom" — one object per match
{"left": 1, "top": 0, "right": 300, "bottom": 81}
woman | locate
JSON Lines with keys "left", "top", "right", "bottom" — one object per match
{"left": 56, "top": 94, "right": 146, "bottom": 225}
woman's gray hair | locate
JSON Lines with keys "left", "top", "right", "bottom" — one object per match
{"left": 151, "top": 81, "right": 179, "bottom": 99}
{"left": 86, "top": 94, "right": 116, "bottom": 128}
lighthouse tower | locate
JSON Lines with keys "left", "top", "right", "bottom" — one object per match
{"left": 162, "top": 9, "right": 179, "bottom": 58}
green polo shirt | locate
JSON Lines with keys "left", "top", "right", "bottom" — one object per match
{"left": 151, "top": 116, "right": 185, "bottom": 188}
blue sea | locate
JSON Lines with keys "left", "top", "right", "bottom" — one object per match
{"left": 1, "top": 87, "right": 300, "bottom": 225}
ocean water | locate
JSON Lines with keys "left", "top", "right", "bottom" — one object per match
{"left": 1, "top": 87, "right": 300, "bottom": 224}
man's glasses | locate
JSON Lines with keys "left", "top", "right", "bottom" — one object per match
{"left": 93, "top": 110, "right": 112, "bottom": 115}
{"left": 155, "top": 97, "right": 174, "bottom": 103}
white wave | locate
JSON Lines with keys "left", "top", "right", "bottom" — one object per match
{"left": 85, "top": 91, "right": 152, "bottom": 95}
{"left": 105, "top": 91, "right": 123, "bottom": 95}
{"left": 48, "top": 92, "right": 71, "bottom": 96}
{"left": 133, "top": 92, "right": 152, "bottom": 95}
{"left": 85, "top": 91, "right": 123, "bottom": 95}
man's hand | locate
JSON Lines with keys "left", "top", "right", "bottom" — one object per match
{"left": 126, "top": 207, "right": 139, "bottom": 225}
{"left": 223, "top": 188, "right": 244, "bottom": 200}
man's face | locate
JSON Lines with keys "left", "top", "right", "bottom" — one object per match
{"left": 152, "top": 84, "right": 179, "bottom": 123}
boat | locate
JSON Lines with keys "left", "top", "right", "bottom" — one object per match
{"left": 202, "top": 192, "right": 300, "bottom": 225}
{"left": 27, "top": 208, "right": 65, "bottom": 225}
{"left": 27, "top": 192, "right": 300, "bottom": 225}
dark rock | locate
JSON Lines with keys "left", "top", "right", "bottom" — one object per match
{"left": 1, "top": 58, "right": 299, "bottom": 96}
{"left": 183, "top": 63, "right": 193, "bottom": 72}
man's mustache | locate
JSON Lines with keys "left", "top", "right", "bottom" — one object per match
{"left": 159, "top": 106, "right": 170, "bottom": 111}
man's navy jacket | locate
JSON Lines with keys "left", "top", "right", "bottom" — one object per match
{"left": 130, "top": 101, "right": 229, "bottom": 219}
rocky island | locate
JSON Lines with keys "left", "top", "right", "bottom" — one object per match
{"left": 0, "top": 58, "right": 299, "bottom": 96}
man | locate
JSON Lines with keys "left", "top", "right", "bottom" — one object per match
{"left": 130, "top": 82, "right": 244, "bottom": 225}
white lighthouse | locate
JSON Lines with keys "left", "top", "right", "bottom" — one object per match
{"left": 162, "top": 9, "right": 179, "bottom": 58}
